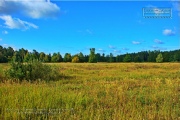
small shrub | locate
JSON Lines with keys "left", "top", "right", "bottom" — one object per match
{"left": 5, "top": 61, "right": 61, "bottom": 82}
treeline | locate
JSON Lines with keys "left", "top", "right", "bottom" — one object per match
{"left": 0, "top": 45, "right": 180, "bottom": 63}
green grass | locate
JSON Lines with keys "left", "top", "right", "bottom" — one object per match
{"left": 0, "top": 63, "right": 180, "bottom": 119}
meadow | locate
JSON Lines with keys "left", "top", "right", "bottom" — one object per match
{"left": 0, "top": 63, "right": 180, "bottom": 120}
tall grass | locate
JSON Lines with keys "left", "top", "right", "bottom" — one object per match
{"left": 0, "top": 63, "right": 180, "bottom": 119}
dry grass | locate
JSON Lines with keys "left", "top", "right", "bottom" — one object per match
{"left": 0, "top": 63, "right": 180, "bottom": 119}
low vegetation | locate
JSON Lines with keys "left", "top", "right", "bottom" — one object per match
{"left": 0, "top": 63, "right": 180, "bottom": 119}
{"left": 4, "top": 61, "right": 62, "bottom": 82}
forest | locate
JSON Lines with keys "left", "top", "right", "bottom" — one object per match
{"left": 0, "top": 45, "right": 180, "bottom": 63}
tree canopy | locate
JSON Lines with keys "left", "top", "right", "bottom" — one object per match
{"left": 0, "top": 45, "right": 179, "bottom": 63}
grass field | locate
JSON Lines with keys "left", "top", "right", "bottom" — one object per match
{"left": 0, "top": 63, "right": 180, "bottom": 119}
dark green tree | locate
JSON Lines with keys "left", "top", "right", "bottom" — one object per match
{"left": 19, "top": 48, "right": 27, "bottom": 61}
{"left": 96, "top": 53, "right": 101, "bottom": 62}
{"left": 32, "top": 49, "right": 39, "bottom": 61}
{"left": 64, "top": 53, "right": 71, "bottom": 62}
{"left": 6, "top": 47, "right": 14, "bottom": 62}
{"left": 162, "top": 52, "right": 170, "bottom": 62}
{"left": 0, "top": 52, "right": 8, "bottom": 63}
{"left": 109, "top": 53, "right": 114, "bottom": 63}
{"left": 134, "top": 55, "right": 141, "bottom": 62}
{"left": 173, "top": 53, "right": 180, "bottom": 62}
{"left": 123, "top": 54, "right": 131, "bottom": 62}
{"left": 39, "top": 52, "right": 45, "bottom": 62}
{"left": 106, "top": 55, "right": 110, "bottom": 62}
{"left": 84, "top": 55, "right": 89, "bottom": 62}
{"left": 148, "top": 51, "right": 156, "bottom": 62}
{"left": 44, "top": 54, "right": 51, "bottom": 62}
{"left": 24, "top": 52, "right": 33, "bottom": 62}
{"left": 78, "top": 52, "right": 85, "bottom": 62}
{"left": 57, "top": 52, "right": 63, "bottom": 62}
{"left": 51, "top": 53, "right": 58, "bottom": 62}
{"left": 51, "top": 52, "right": 63, "bottom": 62}
{"left": 12, "top": 52, "right": 22, "bottom": 62}
{"left": 101, "top": 53, "right": 106, "bottom": 62}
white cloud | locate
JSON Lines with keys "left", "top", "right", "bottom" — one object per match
{"left": 132, "top": 41, "right": 141, "bottom": 45}
{"left": 163, "top": 29, "right": 175, "bottom": 36}
{"left": 154, "top": 39, "right": 164, "bottom": 44}
{"left": 109, "top": 45, "right": 116, "bottom": 49}
{"left": 2, "top": 30, "right": 8, "bottom": 34}
{"left": 0, "top": 0, "right": 60, "bottom": 19}
{"left": 0, "top": 15, "right": 38, "bottom": 30}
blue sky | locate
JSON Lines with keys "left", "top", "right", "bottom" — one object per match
{"left": 0, "top": 1, "right": 179, "bottom": 56}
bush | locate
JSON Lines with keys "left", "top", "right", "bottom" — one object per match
{"left": 5, "top": 61, "right": 61, "bottom": 82}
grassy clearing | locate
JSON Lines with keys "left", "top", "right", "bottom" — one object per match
{"left": 0, "top": 63, "right": 180, "bottom": 119}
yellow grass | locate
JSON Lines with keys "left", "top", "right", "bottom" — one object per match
{"left": 0, "top": 63, "right": 180, "bottom": 119}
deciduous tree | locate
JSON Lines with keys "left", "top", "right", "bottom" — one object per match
{"left": 88, "top": 48, "right": 97, "bottom": 63}
{"left": 156, "top": 53, "right": 163, "bottom": 63}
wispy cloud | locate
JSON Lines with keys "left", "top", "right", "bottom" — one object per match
{"left": 98, "top": 48, "right": 105, "bottom": 52}
{"left": 154, "top": 39, "right": 164, "bottom": 44}
{"left": 113, "top": 49, "right": 121, "bottom": 53}
{"left": 86, "top": 29, "right": 93, "bottom": 34}
{"left": 152, "top": 45, "right": 167, "bottom": 50}
{"left": 0, "top": 38, "right": 2, "bottom": 41}
{"left": 132, "top": 41, "right": 141, "bottom": 45}
{"left": 77, "top": 29, "right": 93, "bottom": 35}
{"left": 122, "top": 48, "right": 129, "bottom": 51}
{"left": 2, "top": 44, "right": 8, "bottom": 47}
{"left": 2, "top": 30, "right": 8, "bottom": 34}
{"left": 109, "top": 45, "right": 116, "bottom": 49}
{"left": 0, "top": 15, "right": 38, "bottom": 30}
{"left": 163, "top": 29, "right": 175, "bottom": 36}
{"left": 0, "top": 0, "right": 60, "bottom": 19}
